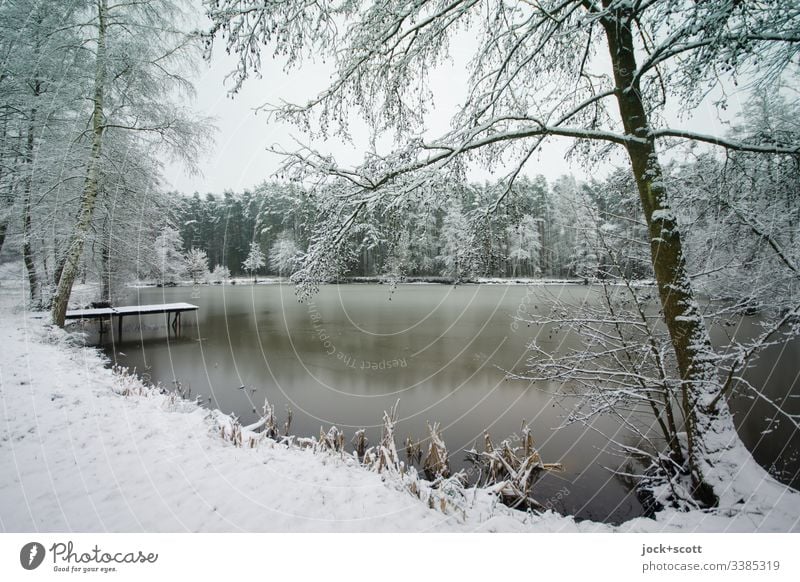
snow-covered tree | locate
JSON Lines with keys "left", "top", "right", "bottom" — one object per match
{"left": 410, "top": 210, "right": 440, "bottom": 275}
{"left": 269, "top": 232, "right": 301, "bottom": 276}
{"left": 89, "top": 132, "right": 174, "bottom": 303}
{"left": 50, "top": 0, "right": 211, "bottom": 326}
{"left": 152, "top": 226, "right": 186, "bottom": 285}
{"left": 0, "top": 0, "right": 88, "bottom": 305}
{"left": 590, "top": 168, "right": 651, "bottom": 280}
{"left": 569, "top": 202, "right": 601, "bottom": 280}
{"left": 548, "top": 176, "right": 581, "bottom": 278}
{"left": 507, "top": 215, "right": 542, "bottom": 278}
{"left": 185, "top": 248, "right": 210, "bottom": 283}
{"left": 672, "top": 91, "right": 800, "bottom": 313}
{"left": 437, "top": 200, "right": 472, "bottom": 281}
{"left": 242, "top": 241, "right": 265, "bottom": 282}
{"left": 383, "top": 229, "right": 413, "bottom": 280}
{"left": 207, "top": 0, "right": 800, "bottom": 508}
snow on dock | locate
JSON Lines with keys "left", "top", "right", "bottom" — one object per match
{"left": 65, "top": 302, "right": 199, "bottom": 318}
{"left": 65, "top": 302, "right": 198, "bottom": 335}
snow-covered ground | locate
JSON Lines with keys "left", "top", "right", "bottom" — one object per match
{"left": 1, "top": 266, "right": 798, "bottom": 532}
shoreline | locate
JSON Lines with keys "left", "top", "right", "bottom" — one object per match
{"left": 124, "top": 275, "right": 658, "bottom": 292}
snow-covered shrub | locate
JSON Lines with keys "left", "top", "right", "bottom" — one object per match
{"left": 208, "top": 264, "right": 231, "bottom": 283}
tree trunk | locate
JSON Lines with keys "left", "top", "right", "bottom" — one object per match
{"left": 0, "top": 111, "right": 9, "bottom": 257}
{"left": 534, "top": 218, "right": 547, "bottom": 277}
{"left": 0, "top": 219, "right": 6, "bottom": 257}
{"left": 22, "top": 105, "right": 39, "bottom": 305}
{"left": 53, "top": 249, "right": 65, "bottom": 287}
{"left": 601, "top": 10, "right": 734, "bottom": 506}
{"left": 52, "top": 0, "right": 107, "bottom": 327}
{"left": 100, "top": 219, "right": 111, "bottom": 303}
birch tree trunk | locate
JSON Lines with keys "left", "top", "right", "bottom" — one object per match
{"left": 22, "top": 101, "right": 39, "bottom": 305}
{"left": 601, "top": 11, "right": 730, "bottom": 506}
{"left": 51, "top": 0, "right": 107, "bottom": 327}
{"left": 100, "top": 215, "right": 111, "bottom": 303}
{"left": 0, "top": 112, "right": 9, "bottom": 257}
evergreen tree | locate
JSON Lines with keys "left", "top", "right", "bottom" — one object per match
{"left": 185, "top": 248, "right": 210, "bottom": 283}
{"left": 152, "top": 226, "right": 186, "bottom": 285}
{"left": 242, "top": 241, "right": 265, "bottom": 282}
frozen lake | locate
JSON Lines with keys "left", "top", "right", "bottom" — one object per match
{"left": 83, "top": 283, "right": 799, "bottom": 523}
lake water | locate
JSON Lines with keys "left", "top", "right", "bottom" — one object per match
{"left": 80, "top": 283, "right": 800, "bottom": 523}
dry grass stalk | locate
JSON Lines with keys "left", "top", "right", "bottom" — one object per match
{"left": 364, "top": 400, "right": 403, "bottom": 475}
{"left": 352, "top": 429, "right": 369, "bottom": 461}
{"left": 422, "top": 423, "right": 450, "bottom": 480}
{"left": 467, "top": 426, "right": 563, "bottom": 510}
{"left": 217, "top": 416, "right": 244, "bottom": 447}
{"left": 404, "top": 436, "right": 422, "bottom": 465}
{"left": 262, "top": 399, "right": 278, "bottom": 439}
{"left": 112, "top": 365, "right": 150, "bottom": 397}
{"left": 283, "top": 406, "right": 293, "bottom": 436}
{"left": 243, "top": 398, "right": 278, "bottom": 439}
{"left": 295, "top": 437, "right": 316, "bottom": 449}
{"left": 318, "top": 426, "right": 346, "bottom": 453}
{"left": 231, "top": 420, "right": 243, "bottom": 447}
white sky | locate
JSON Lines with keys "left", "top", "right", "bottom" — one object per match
{"left": 164, "top": 5, "right": 748, "bottom": 196}
{"left": 163, "top": 48, "right": 579, "bottom": 195}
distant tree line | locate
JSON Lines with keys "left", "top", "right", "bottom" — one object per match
{"left": 173, "top": 172, "right": 655, "bottom": 281}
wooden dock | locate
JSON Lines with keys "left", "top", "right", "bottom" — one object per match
{"left": 65, "top": 302, "right": 198, "bottom": 337}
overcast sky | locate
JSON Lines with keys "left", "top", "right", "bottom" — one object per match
{"left": 164, "top": 5, "right": 747, "bottom": 197}
{"left": 163, "top": 45, "right": 583, "bottom": 195}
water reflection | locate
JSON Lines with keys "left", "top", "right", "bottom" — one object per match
{"left": 75, "top": 283, "right": 799, "bottom": 523}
